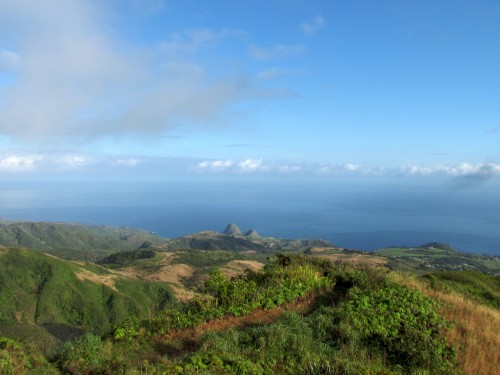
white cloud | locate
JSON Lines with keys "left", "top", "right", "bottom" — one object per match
{"left": 400, "top": 163, "right": 500, "bottom": 178}
{"left": 0, "top": 2, "right": 254, "bottom": 141}
{"left": 198, "top": 159, "right": 234, "bottom": 169}
{"left": 249, "top": 44, "right": 305, "bottom": 60}
{"left": 0, "top": 151, "right": 145, "bottom": 172}
{"left": 0, "top": 154, "right": 40, "bottom": 171}
{"left": 0, "top": 49, "right": 20, "bottom": 70}
{"left": 238, "top": 158, "right": 263, "bottom": 172}
{"left": 344, "top": 163, "right": 360, "bottom": 171}
{"left": 301, "top": 16, "right": 325, "bottom": 35}
{"left": 115, "top": 158, "right": 139, "bottom": 167}
{"left": 314, "top": 163, "right": 360, "bottom": 175}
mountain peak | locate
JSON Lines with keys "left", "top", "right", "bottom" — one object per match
{"left": 244, "top": 229, "right": 260, "bottom": 238}
{"left": 223, "top": 224, "right": 242, "bottom": 236}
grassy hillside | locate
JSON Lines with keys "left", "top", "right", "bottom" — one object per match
{"left": 0, "top": 222, "right": 163, "bottom": 261}
{"left": 0, "top": 222, "right": 498, "bottom": 374}
{"left": 375, "top": 244, "right": 500, "bottom": 274}
{"left": 162, "top": 231, "right": 334, "bottom": 253}
{"left": 423, "top": 270, "right": 499, "bottom": 308}
{"left": 0, "top": 247, "right": 172, "bottom": 335}
{"left": 50, "top": 256, "right": 459, "bottom": 374}
{"left": 1, "top": 251, "right": 498, "bottom": 374}
{"left": 97, "top": 248, "right": 264, "bottom": 301}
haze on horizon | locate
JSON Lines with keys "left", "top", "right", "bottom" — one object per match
{"left": 0, "top": 0, "right": 499, "bottom": 189}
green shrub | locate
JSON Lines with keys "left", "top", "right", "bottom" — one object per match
{"left": 56, "top": 333, "right": 124, "bottom": 374}
{"left": 141, "top": 255, "right": 332, "bottom": 336}
{"left": 337, "top": 283, "right": 456, "bottom": 372}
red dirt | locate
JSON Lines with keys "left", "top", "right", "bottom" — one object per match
{"left": 156, "top": 294, "right": 318, "bottom": 357}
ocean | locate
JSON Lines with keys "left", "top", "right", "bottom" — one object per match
{"left": 1, "top": 177, "right": 499, "bottom": 255}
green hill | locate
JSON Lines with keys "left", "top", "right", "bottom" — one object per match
{"left": 163, "top": 230, "right": 334, "bottom": 253}
{"left": 0, "top": 247, "right": 172, "bottom": 336}
{"left": 375, "top": 244, "right": 500, "bottom": 275}
{"left": 0, "top": 222, "right": 163, "bottom": 261}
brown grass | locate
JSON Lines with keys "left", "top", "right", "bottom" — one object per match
{"left": 116, "top": 253, "right": 197, "bottom": 301}
{"left": 315, "top": 253, "right": 389, "bottom": 268}
{"left": 74, "top": 269, "right": 119, "bottom": 291}
{"left": 390, "top": 272, "right": 500, "bottom": 375}
{"left": 221, "top": 260, "right": 265, "bottom": 278}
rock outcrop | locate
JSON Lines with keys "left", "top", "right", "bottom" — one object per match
{"left": 244, "top": 229, "right": 260, "bottom": 238}
{"left": 223, "top": 224, "right": 242, "bottom": 236}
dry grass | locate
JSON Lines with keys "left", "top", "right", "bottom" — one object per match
{"left": 390, "top": 272, "right": 500, "bottom": 375}
{"left": 115, "top": 253, "right": 197, "bottom": 301}
{"left": 74, "top": 269, "right": 119, "bottom": 291}
{"left": 220, "top": 260, "right": 265, "bottom": 278}
{"left": 314, "top": 253, "right": 389, "bottom": 268}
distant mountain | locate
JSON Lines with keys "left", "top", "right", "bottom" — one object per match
{"left": 244, "top": 229, "right": 260, "bottom": 238}
{"left": 0, "top": 221, "right": 335, "bottom": 259}
{"left": 223, "top": 224, "right": 242, "bottom": 236}
{"left": 163, "top": 231, "right": 269, "bottom": 252}
{"left": 0, "top": 222, "right": 162, "bottom": 261}
{"left": 163, "top": 230, "right": 334, "bottom": 253}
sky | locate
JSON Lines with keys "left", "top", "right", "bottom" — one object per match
{"left": 0, "top": 0, "right": 499, "bottom": 185}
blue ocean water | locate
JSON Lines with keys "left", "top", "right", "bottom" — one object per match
{"left": 1, "top": 178, "right": 499, "bottom": 255}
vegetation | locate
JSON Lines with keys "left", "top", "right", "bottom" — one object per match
{"left": 392, "top": 271, "right": 500, "bottom": 375}
{"left": 0, "top": 223, "right": 498, "bottom": 374}
{"left": 423, "top": 271, "right": 499, "bottom": 309}
{"left": 46, "top": 257, "right": 456, "bottom": 374}
{"left": 376, "top": 244, "right": 500, "bottom": 274}
{"left": 0, "top": 247, "right": 172, "bottom": 333}
{"left": 140, "top": 255, "right": 332, "bottom": 334}
{"left": 0, "top": 222, "right": 162, "bottom": 260}
{"left": 97, "top": 248, "right": 156, "bottom": 268}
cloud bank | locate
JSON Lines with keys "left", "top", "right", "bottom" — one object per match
{"left": 2, "top": 149, "right": 499, "bottom": 186}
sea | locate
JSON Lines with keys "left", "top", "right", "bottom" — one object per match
{"left": 1, "top": 177, "right": 499, "bottom": 255}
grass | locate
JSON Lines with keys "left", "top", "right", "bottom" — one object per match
{"left": 376, "top": 246, "right": 453, "bottom": 257}
{"left": 391, "top": 272, "right": 500, "bottom": 375}
{"left": 1, "top": 247, "right": 497, "bottom": 374}
{"left": 0, "top": 222, "right": 162, "bottom": 261}
{"left": 0, "top": 247, "right": 173, "bottom": 333}
{"left": 377, "top": 245, "right": 500, "bottom": 274}
{"left": 423, "top": 271, "right": 499, "bottom": 308}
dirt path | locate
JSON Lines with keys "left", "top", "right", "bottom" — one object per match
{"left": 154, "top": 289, "right": 345, "bottom": 358}
{"left": 155, "top": 296, "right": 313, "bottom": 357}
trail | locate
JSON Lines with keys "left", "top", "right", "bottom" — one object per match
{"left": 154, "top": 287, "right": 347, "bottom": 358}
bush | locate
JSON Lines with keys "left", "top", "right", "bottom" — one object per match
{"left": 141, "top": 255, "right": 332, "bottom": 336}
{"left": 56, "top": 333, "right": 124, "bottom": 374}
{"left": 337, "top": 283, "right": 456, "bottom": 372}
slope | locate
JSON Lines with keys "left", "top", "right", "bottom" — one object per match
{"left": 0, "top": 222, "right": 163, "bottom": 260}
{"left": 0, "top": 247, "right": 172, "bottom": 335}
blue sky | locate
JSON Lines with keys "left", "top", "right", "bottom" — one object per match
{"left": 0, "top": 0, "right": 499, "bottom": 184}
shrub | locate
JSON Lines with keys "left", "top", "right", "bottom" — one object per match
{"left": 56, "top": 333, "right": 124, "bottom": 374}
{"left": 337, "top": 283, "right": 456, "bottom": 372}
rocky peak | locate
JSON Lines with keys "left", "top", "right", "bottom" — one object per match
{"left": 244, "top": 229, "right": 260, "bottom": 238}
{"left": 223, "top": 223, "right": 242, "bottom": 236}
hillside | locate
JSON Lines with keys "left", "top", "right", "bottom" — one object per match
{"left": 162, "top": 227, "right": 335, "bottom": 253}
{"left": 0, "top": 222, "right": 335, "bottom": 262}
{"left": 98, "top": 248, "right": 265, "bottom": 301}
{"left": 0, "top": 247, "right": 172, "bottom": 353}
{"left": 375, "top": 243, "right": 500, "bottom": 275}
{"left": 0, "top": 222, "right": 163, "bottom": 261}
{"left": 0, "top": 222, "right": 499, "bottom": 374}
